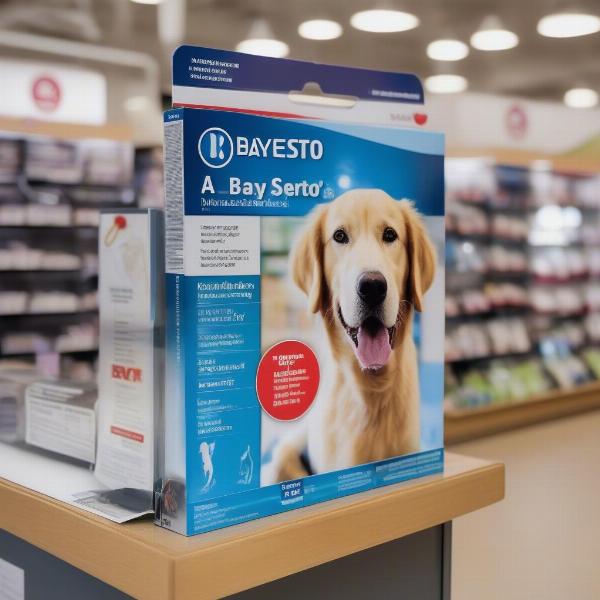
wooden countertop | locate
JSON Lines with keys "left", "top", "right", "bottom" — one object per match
{"left": 0, "top": 452, "right": 504, "bottom": 600}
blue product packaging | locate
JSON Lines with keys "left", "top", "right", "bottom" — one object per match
{"left": 158, "top": 47, "right": 445, "bottom": 535}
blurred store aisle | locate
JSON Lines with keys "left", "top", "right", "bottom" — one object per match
{"left": 451, "top": 410, "right": 600, "bottom": 600}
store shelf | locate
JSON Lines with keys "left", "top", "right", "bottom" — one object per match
{"left": 447, "top": 349, "right": 533, "bottom": 365}
{"left": 447, "top": 146, "right": 600, "bottom": 174}
{"left": 0, "top": 269, "right": 83, "bottom": 273}
{"left": 445, "top": 381, "right": 600, "bottom": 444}
{"left": 0, "top": 309, "right": 97, "bottom": 319}
{"left": 0, "top": 116, "right": 131, "bottom": 142}
{"left": 0, "top": 452, "right": 504, "bottom": 600}
{"left": 1, "top": 348, "right": 98, "bottom": 357}
{"left": 0, "top": 224, "right": 98, "bottom": 230}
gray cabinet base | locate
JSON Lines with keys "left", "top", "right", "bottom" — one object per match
{"left": 0, "top": 522, "right": 452, "bottom": 599}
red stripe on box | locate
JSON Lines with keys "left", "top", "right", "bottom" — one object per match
{"left": 173, "top": 102, "right": 319, "bottom": 120}
{"left": 110, "top": 426, "right": 144, "bottom": 443}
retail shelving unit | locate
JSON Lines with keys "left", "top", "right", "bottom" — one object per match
{"left": 446, "top": 380, "right": 600, "bottom": 443}
{"left": 0, "top": 117, "right": 134, "bottom": 379}
{"left": 445, "top": 150, "right": 600, "bottom": 442}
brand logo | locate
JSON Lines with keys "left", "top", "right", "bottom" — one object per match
{"left": 505, "top": 104, "right": 528, "bottom": 140}
{"left": 112, "top": 363, "right": 142, "bottom": 383}
{"left": 32, "top": 75, "right": 61, "bottom": 113}
{"left": 198, "top": 127, "right": 233, "bottom": 168}
{"left": 198, "top": 127, "right": 324, "bottom": 168}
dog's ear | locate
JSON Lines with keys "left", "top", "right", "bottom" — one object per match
{"left": 401, "top": 201, "right": 436, "bottom": 312}
{"left": 291, "top": 205, "right": 329, "bottom": 314}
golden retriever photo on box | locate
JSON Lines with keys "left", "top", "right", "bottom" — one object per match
{"left": 262, "top": 189, "right": 436, "bottom": 483}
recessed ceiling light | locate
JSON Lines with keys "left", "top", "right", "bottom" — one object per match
{"left": 537, "top": 12, "right": 600, "bottom": 38}
{"left": 470, "top": 16, "right": 519, "bottom": 51}
{"left": 236, "top": 38, "right": 289, "bottom": 57}
{"left": 236, "top": 19, "right": 289, "bottom": 58}
{"left": 425, "top": 74, "right": 468, "bottom": 94}
{"left": 298, "top": 19, "right": 343, "bottom": 40}
{"left": 129, "top": 0, "right": 162, "bottom": 4}
{"left": 350, "top": 9, "right": 419, "bottom": 33}
{"left": 564, "top": 87, "right": 598, "bottom": 109}
{"left": 427, "top": 39, "right": 469, "bottom": 61}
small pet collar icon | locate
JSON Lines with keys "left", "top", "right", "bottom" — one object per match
{"left": 104, "top": 215, "right": 127, "bottom": 246}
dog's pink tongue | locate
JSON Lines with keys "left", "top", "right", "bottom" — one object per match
{"left": 356, "top": 326, "right": 391, "bottom": 369}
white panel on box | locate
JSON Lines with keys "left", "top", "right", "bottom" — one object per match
{"left": 183, "top": 215, "right": 260, "bottom": 276}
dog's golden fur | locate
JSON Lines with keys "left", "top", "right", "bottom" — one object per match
{"left": 268, "top": 189, "right": 436, "bottom": 483}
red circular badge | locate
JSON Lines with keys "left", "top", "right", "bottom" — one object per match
{"left": 32, "top": 76, "right": 61, "bottom": 113}
{"left": 505, "top": 104, "right": 528, "bottom": 140}
{"left": 256, "top": 340, "right": 320, "bottom": 421}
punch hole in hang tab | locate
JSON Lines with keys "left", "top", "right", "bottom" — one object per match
{"left": 288, "top": 82, "right": 358, "bottom": 109}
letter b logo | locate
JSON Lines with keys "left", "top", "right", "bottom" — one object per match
{"left": 198, "top": 127, "right": 233, "bottom": 168}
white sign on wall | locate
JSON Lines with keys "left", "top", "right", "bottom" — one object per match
{"left": 426, "top": 93, "right": 600, "bottom": 154}
{"left": 0, "top": 58, "right": 106, "bottom": 125}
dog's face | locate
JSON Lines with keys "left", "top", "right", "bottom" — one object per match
{"left": 292, "top": 189, "right": 436, "bottom": 372}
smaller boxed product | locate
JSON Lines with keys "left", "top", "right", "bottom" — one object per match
{"left": 25, "top": 380, "right": 97, "bottom": 464}
{"left": 0, "top": 369, "right": 38, "bottom": 443}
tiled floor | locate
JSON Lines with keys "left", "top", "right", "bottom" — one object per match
{"left": 451, "top": 410, "right": 600, "bottom": 600}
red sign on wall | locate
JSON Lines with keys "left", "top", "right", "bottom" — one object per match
{"left": 31, "top": 76, "right": 62, "bottom": 113}
{"left": 505, "top": 104, "right": 528, "bottom": 139}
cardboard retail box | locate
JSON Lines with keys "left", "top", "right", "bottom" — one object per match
{"left": 158, "top": 47, "right": 445, "bottom": 535}
{"left": 25, "top": 380, "right": 96, "bottom": 464}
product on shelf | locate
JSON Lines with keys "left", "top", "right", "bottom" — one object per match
{"left": 487, "top": 318, "right": 531, "bottom": 355}
{"left": 0, "top": 291, "right": 28, "bottom": 315}
{"left": 24, "top": 379, "right": 97, "bottom": 464}
{"left": 0, "top": 139, "right": 22, "bottom": 183}
{"left": 447, "top": 358, "right": 553, "bottom": 411}
{"left": 487, "top": 245, "right": 528, "bottom": 273}
{"left": 0, "top": 368, "right": 38, "bottom": 443}
{"left": 135, "top": 147, "right": 164, "bottom": 208}
{"left": 25, "top": 139, "right": 82, "bottom": 184}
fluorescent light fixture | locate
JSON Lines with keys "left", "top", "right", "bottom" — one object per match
{"left": 236, "top": 19, "right": 289, "bottom": 58}
{"left": 298, "top": 19, "right": 343, "bottom": 40}
{"left": 350, "top": 9, "right": 419, "bottom": 33}
{"left": 564, "top": 87, "right": 598, "bottom": 108}
{"left": 427, "top": 39, "right": 469, "bottom": 61}
{"left": 471, "top": 16, "right": 519, "bottom": 51}
{"left": 130, "top": 0, "right": 162, "bottom": 4}
{"left": 236, "top": 38, "right": 289, "bottom": 57}
{"left": 537, "top": 12, "right": 600, "bottom": 38}
{"left": 425, "top": 74, "right": 468, "bottom": 94}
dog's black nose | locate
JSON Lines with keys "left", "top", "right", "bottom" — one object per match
{"left": 357, "top": 271, "right": 387, "bottom": 307}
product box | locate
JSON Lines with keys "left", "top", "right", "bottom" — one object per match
{"left": 24, "top": 380, "right": 96, "bottom": 464}
{"left": 0, "top": 368, "right": 38, "bottom": 444}
{"left": 95, "top": 209, "right": 164, "bottom": 495}
{"left": 158, "top": 47, "right": 444, "bottom": 536}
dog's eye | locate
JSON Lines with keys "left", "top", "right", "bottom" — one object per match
{"left": 333, "top": 229, "right": 349, "bottom": 244}
{"left": 383, "top": 227, "right": 398, "bottom": 243}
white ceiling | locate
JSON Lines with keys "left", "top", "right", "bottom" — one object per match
{"left": 1, "top": 0, "right": 600, "bottom": 102}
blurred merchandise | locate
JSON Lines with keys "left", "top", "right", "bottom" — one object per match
{"left": 135, "top": 147, "right": 164, "bottom": 208}
{"left": 446, "top": 159, "right": 600, "bottom": 411}
{"left": 25, "top": 379, "right": 97, "bottom": 464}
{"left": 0, "top": 123, "right": 134, "bottom": 376}
{"left": 0, "top": 367, "right": 38, "bottom": 443}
